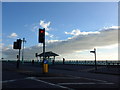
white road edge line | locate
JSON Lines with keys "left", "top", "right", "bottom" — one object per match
{"left": 58, "top": 82, "right": 114, "bottom": 85}
{"left": 1, "top": 78, "right": 27, "bottom": 83}
{"left": 26, "top": 77, "right": 74, "bottom": 90}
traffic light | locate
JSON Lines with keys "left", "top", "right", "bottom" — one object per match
{"left": 13, "top": 39, "right": 22, "bottom": 49}
{"left": 13, "top": 41, "right": 18, "bottom": 49}
{"left": 17, "top": 39, "right": 22, "bottom": 49}
{"left": 39, "top": 28, "right": 45, "bottom": 43}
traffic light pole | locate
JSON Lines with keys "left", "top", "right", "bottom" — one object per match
{"left": 22, "top": 40, "right": 24, "bottom": 64}
{"left": 19, "top": 49, "right": 21, "bottom": 61}
{"left": 39, "top": 28, "right": 47, "bottom": 73}
{"left": 43, "top": 41, "right": 45, "bottom": 62}
{"left": 13, "top": 39, "right": 22, "bottom": 69}
{"left": 43, "top": 34, "right": 45, "bottom": 73}
{"left": 17, "top": 49, "right": 20, "bottom": 69}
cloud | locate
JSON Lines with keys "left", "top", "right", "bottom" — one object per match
{"left": 45, "top": 31, "right": 54, "bottom": 38}
{"left": 95, "top": 44, "right": 118, "bottom": 49}
{"left": 8, "top": 33, "right": 18, "bottom": 38}
{"left": 2, "top": 26, "right": 118, "bottom": 60}
{"left": 102, "top": 26, "right": 120, "bottom": 30}
{"left": 32, "top": 26, "right": 39, "bottom": 32}
{"left": 46, "top": 40, "right": 62, "bottom": 43}
{"left": 31, "top": 21, "right": 53, "bottom": 39}
{"left": 1, "top": 44, "right": 13, "bottom": 51}
{"left": 40, "top": 20, "right": 51, "bottom": 31}
{"left": 45, "top": 31, "right": 49, "bottom": 36}
{"left": 65, "top": 29, "right": 100, "bottom": 36}
{"left": 0, "top": 43, "right": 4, "bottom": 50}
{"left": 31, "top": 20, "right": 51, "bottom": 32}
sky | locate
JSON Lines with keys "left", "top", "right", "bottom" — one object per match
{"left": 1, "top": 2, "right": 119, "bottom": 61}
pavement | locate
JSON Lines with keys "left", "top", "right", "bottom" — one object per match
{"left": 1, "top": 61, "right": 120, "bottom": 90}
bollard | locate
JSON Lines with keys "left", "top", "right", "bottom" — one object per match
{"left": 43, "top": 60, "right": 48, "bottom": 73}
{"left": 43, "top": 64, "right": 48, "bottom": 73}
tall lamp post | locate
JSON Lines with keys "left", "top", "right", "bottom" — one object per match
{"left": 22, "top": 38, "right": 26, "bottom": 64}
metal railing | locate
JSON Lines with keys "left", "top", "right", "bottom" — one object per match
{"left": 1, "top": 59, "right": 120, "bottom": 65}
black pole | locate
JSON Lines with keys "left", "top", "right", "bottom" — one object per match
{"left": 16, "top": 55, "right": 19, "bottom": 68}
{"left": 43, "top": 28, "right": 45, "bottom": 73}
{"left": 43, "top": 41, "right": 45, "bottom": 62}
{"left": 37, "top": 56, "right": 38, "bottom": 62}
{"left": 94, "top": 48, "right": 97, "bottom": 71}
{"left": 22, "top": 38, "right": 24, "bottom": 64}
{"left": 17, "top": 49, "right": 20, "bottom": 69}
{"left": 19, "top": 49, "right": 21, "bottom": 61}
{"left": 43, "top": 28, "right": 45, "bottom": 63}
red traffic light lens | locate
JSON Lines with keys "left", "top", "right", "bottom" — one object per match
{"left": 40, "top": 30, "right": 44, "bottom": 33}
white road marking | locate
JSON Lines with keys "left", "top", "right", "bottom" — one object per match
{"left": 1, "top": 78, "right": 26, "bottom": 83}
{"left": 1, "top": 77, "right": 37, "bottom": 83}
{"left": 37, "top": 77, "right": 80, "bottom": 79}
{"left": 58, "top": 82, "right": 114, "bottom": 85}
{"left": 58, "top": 82, "right": 96, "bottom": 85}
{"left": 26, "top": 77, "right": 74, "bottom": 90}
{"left": 2, "top": 80, "right": 16, "bottom": 83}
{"left": 68, "top": 75, "right": 108, "bottom": 83}
{"left": 1, "top": 75, "right": 114, "bottom": 89}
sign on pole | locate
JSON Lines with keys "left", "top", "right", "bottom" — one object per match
{"left": 90, "top": 48, "right": 97, "bottom": 71}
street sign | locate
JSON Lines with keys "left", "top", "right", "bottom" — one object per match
{"left": 44, "top": 60, "right": 48, "bottom": 64}
{"left": 90, "top": 51, "right": 95, "bottom": 53}
{"left": 90, "top": 48, "right": 97, "bottom": 71}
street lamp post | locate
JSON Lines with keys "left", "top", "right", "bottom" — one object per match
{"left": 22, "top": 38, "right": 26, "bottom": 64}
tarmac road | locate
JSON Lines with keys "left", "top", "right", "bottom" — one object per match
{"left": 1, "top": 61, "right": 120, "bottom": 90}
